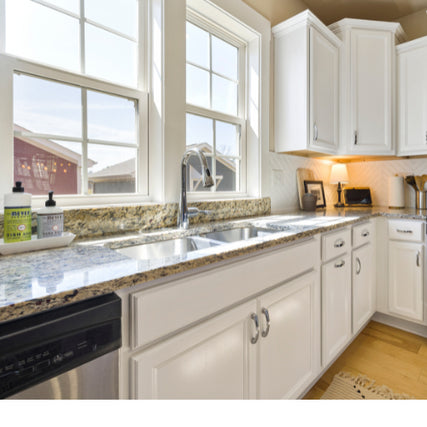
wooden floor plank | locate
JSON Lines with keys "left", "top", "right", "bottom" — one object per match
{"left": 303, "top": 321, "right": 427, "bottom": 399}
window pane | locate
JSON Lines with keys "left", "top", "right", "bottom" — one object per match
{"left": 6, "top": 0, "right": 80, "bottom": 72}
{"left": 215, "top": 158, "right": 237, "bottom": 192}
{"left": 212, "top": 75, "right": 237, "bottom": 116}
{"left": 186, "top": 114, "right": 213, "bottom": 153}
{"left": 186, "top": 155, "right": 213, "bottom": 192}
{"left": 43, "top": 0, "right": 79, "bottom": 14}
{"left": 85, "top": 24, "right": 137, "bottom": 87}
{"left": 85, "top": 0, "right": 138, "bottom": 39}
{"left": 186, "top": 22, "right": 209, "bottom": 69}
{"left": 212, "top": 36, "right": 238, "bottom": 81}
{"left": 215, "top": 121, "right": 239, "bottom": 156}
{"left": 14, "top": 137, "right": 82, "bottom": 195}
{"left": 186, "top": 65, "right": 210, "bottom": 109}
{"left": 88, "top": 145, "right": 136, "bottom": 194}
{"left": 14, "top": 74, "right": 82, "bottom": 138}
{"left": 87, "top": 91, "right": 137, "bottom": 144}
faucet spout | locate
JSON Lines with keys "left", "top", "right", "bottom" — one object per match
{"left": 178, "top": 148, "right": 215, "bottom": 229}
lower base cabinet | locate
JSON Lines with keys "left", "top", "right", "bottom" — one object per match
{"left": 388, "top": 240, "right": 424, "bottom": 322}
{"left": 352, "top": 243, "right": 375, "bottom": 334}
{"left": 322, "top": 254, "right": 352, "bottom": 366}
{"left": 130, "top": 271, "right": 320, "bottom": 399}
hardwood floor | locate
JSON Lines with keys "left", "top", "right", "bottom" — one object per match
{"left": 303, "top": 320, "right": 427, "bottom": 399}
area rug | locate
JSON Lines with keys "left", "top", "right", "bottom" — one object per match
{"left": 321, "top": 371, "right": 413, "bottom": 399}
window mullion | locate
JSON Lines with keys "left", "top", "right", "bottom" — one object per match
{"left": 80, "top": 0, "right": 86, "bottom": 74}
{"left": 81, "top": 87, "right": 88, "bottom": 195}
{"left": 212, "top": 118, "right": 216, "bottom": 192}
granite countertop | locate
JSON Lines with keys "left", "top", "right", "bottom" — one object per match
{"left": 0, "top": 207, "right": 425, "bottom": 323}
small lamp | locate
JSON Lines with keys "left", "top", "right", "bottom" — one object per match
{"left": 330, "top": 164, "right": 349, "bottom": 208}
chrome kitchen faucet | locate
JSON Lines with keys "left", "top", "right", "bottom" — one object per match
{"left": 178, "top": 148, "right": 214, "bottom": 229}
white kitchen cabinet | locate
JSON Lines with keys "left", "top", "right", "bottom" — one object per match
{"left": 397, "top": 37, "right": 427, "bottom": 156}
{"left": 388, "top": 241, "right": 424, "bottom": 322}
{"left": 130, "top": 300, "right": 257, "bottom": 399}
{"left": 322, "top": 253, "right": 352, "bottom": 366}
{"left": 352, "top": 243, "right": 375, "bottom": 334}
{"left": 273, "top": 10, "right": 340, "bottom": 155}
{"left": 129, "top": 270, "right": 320, "bottom": 399}
{"left": 329, "top": 19, "right": 405, "bottom": 155}
{"left": 258, "top": 271, "right": 320, "bottom": 399}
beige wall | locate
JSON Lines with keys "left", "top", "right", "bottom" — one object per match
{"left": 398, "top": 9, "right": 427, "bottom": 41}
{"left": 241, "top": 0, "right": 308, "bottom": 26}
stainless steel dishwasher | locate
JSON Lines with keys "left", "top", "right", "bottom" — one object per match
{"left": 0, "top": 293, "right": 121, "bottom": 399}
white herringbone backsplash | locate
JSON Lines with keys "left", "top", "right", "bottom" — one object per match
{"left": 268, "top": 152, "right": 427, "bottom": 212}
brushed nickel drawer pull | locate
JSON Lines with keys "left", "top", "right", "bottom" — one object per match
{"left": 396, "top": 229, "right": 413, "bottom": 234}
{"left": 335, "top": 260, "right": 345, "bottom": 268}
{"left": 334, "top": 239, "right": 345, "bottom": 248}
{"left": 250, "top": 313, "right": 260, "bottom": 344}
{"left": 356, "top": 257, "right": 361, "bottom": 275}
{"left": 314, "top": 123, "right": 318, "bottom": 141}
{"left": 361, "top": 230, "right": 370, "bottom": 237}
{"left": 417, "top": 251, "right": 421, "bottom": 267}
{"left": 261, "top": 308, "right": 270, "bottom": 338}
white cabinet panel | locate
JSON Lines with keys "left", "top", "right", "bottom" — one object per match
{"left": 388, "top": 241, "right": 423, "bottom": 322}
{"left": 273, "top": 11, "right": 340, "bottom": 154}
{"left": 397, "top": 39, "right": 427, "bottom": 155}
{"left": 349, "top": 29, "right": 392, "bottom": 153}
{"left": 309, "top": 26, "right": 339, "bottom": 152}
{"left": 352, "top": 243, "right": 375, "bottom": 334}
{"left": 322, "top": 253, "right": 352, "bottom": 366}
{"left": 258, "top": 271, "right": 320, "bottom": 399}
{"left": 131, "top": 301, "right": 257, "bottom": 399}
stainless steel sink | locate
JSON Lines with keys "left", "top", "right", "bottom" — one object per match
{"left": 116, "top": 236, "right": 221, "bottom": 260}
{"left": 201, "top": 226, "right": 276, "bottom": 243}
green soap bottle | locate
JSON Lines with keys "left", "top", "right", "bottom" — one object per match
{"left": 4, "top": 181, "right": 32, "bottom": 243}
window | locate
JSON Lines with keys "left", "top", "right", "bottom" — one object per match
{"left": 1, "top": 0, "right": 147, "bottom": 201}
{"left": 13, "top": 73, "right": 138, "bottom": 195}
{"left": 185, "top": 17, "right": 246, "bottom": 193}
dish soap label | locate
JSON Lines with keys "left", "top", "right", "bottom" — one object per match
{"left": 4, "top": 207, "right": 32, "bottom": 243}
{"left": 37, "top": 191, "right": 64, "bottom": 239}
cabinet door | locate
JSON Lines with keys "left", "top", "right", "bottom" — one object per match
{"left": 352, "top": 244, "right": 375, "bottom": 334}
{"left": 322, "top": 254, "right": 352, "bottom": 366}
{"left": 258, "top": 271, "right": 320, "bottom": 399}
{"left": 349, "top": 29, "right": 393, "bottom": 154}
{"left": 130, "top": 301, "right": 257, "bottom": 399}
{"left": 389, "top": 241, "right": 424, "bottom": 322}
{"left": 398, "top": 44, "right": 427, "bottom": 155}
{"left": 310, "top": 27, "right": 339, "bottom": 153}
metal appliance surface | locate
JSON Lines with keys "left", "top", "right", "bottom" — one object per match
{"left": 343, "top": 187, "right": 372, "bottom": 207}
{"left": 0, "top": 293, "right": 121, "bottom": 399}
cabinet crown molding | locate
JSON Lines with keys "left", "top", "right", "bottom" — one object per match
{"left": 272, "top": 9, "right": 341, "bottom": 47}
{"left": 397, "top": 35, "right": 427, "bottom": 54}
{"left": 328, "top": 18, "right": 406, "bottom": 43}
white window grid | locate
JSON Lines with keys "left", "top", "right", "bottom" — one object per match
{"left": 0, "top": 0, "right": 149, "bottom": 203}
{"left": 186, "top": 10, "right": 247, "bottom": 194}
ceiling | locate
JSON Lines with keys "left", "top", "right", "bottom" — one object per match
{"left": 302, "top": 0, "right": 427, "bottom": 24}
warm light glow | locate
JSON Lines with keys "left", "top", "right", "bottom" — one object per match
{"left": 63, "top": 169, "right": 67, "bottom": 173}
{"left": 330, "top": 164, "right": 349, "bottom": 184}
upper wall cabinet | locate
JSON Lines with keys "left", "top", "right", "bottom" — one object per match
{"left": 397, "top": 37, "right": 427, "bottom": 156}
{"left": 329, "top": 19, "right": 405, "bottom": 155}
{"left": 273, "top": 11, "right": 341, "bottom": 155}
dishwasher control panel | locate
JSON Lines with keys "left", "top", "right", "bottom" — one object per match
{"left": 0, "top": 293, "right": 121, "bottom": 399}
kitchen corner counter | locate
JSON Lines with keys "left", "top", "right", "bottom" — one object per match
{"left": 0, "top": 207, "right": 425, "bottom": 323}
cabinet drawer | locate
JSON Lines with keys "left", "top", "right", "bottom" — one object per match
{"left": 388, "top": 220, "right": 424, "bottom": 242}
{"left": 130, "top": 238, "right": 320, "bottom": 350}
{"left": 352, "top": 221, "right": 373, "bottom": 248}
{"left": 322, "top": 228, "right": 351, "bottom": 262}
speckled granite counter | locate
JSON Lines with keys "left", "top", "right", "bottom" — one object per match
{"left": 0, "top": 207, "right": 425, "bottom": 323}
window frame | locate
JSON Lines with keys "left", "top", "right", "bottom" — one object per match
{"left": 0, "top": 0, "right": 149, "bottom": 208}
{"left": 185, "top": 10, "right": 247, "bottom": 196}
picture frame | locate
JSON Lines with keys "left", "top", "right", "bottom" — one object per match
{"left": 304, "top": 180, "right": 326, "bottom": 208}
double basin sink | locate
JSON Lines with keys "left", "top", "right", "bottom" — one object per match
{"left": 116, "top": 215, "right": 346, "bottom": 261}
{"left": 117, "top": 226, "right": 279, "bottom": 261}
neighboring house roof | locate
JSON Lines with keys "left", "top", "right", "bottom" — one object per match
{"left": 88, "top": 158, "right": 135, "bottom": 181}
{"left": 14, "top": 124, "right": 96, "bottom": 167}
